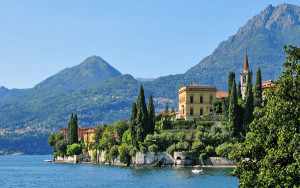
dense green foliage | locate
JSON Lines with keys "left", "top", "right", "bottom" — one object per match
{"left": 243, "top": 72, "right": 254, "bottom": 133}
{"left": 48, "top": 133, "right": 64, "bottom": 147}
{"left": 253, "top": 67, "right": 262, "bottom": 107}
{"left": 230, "top": 45, "right": 300, "bottom": 187}
{"left": 1, "top": 4, "right": 300, "bottom": 154}
{"left": 136, "top": 85, "right": 149, "bottom": 142}
{"left": 227, "top": 78, "right": 238, "bottom": 137}
{"left": 147, "top": 94, "right": 155, "bottom": 134}
{"left": 237, "top": 81, "right": 242, "bottom": 99}
{"left": 66, "top": 143, "right": 82, "bottom": 156}
{"left": 68, "top": 114, "right": 78, "bottom": 144}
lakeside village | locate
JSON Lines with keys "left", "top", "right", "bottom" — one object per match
{"left": 49, "top": 53, "right": 275, "bottom": 167}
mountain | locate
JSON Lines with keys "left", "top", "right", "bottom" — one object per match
{"left": 144, "top": 3, "right": 300, "bottom": 99}
{"left": 135, "top": 78, "right": 156, "bottom": 82}
{"left": 0, "top": 86, "right": 29, "bottom": 102}
{"left": 0, "top": 3, "right": 299, "bottom": 154}
{"left": 34, "top": 55, "right": 122, "bottom": 92}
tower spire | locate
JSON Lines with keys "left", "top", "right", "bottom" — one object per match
{"left": 244, "top": 51, "right": 249, "bottom": 71}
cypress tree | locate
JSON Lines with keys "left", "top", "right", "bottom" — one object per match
{"left": 227, "top": 78, "right": 239, "bottom": 137}
{"left": 171, "top": 107, "right": 175, "bottom": 113}
{"left": 136, "top": 85, "right": 148, "bottom": 142}
{"left": 253, "top": 67, "right": 262, "bottom": 108}
{"left": 228, "top": 71, "right": 235, "bottom": 96}
{"left": 237, "top": 81, "right": 242, "bottom": 99}
{"left": 164, "top": 103, "right": 169, "bottom": 113}
{"left": 223, "top": 71, "right": 235, "bottom": 117}
{"left": 68, "top": 113, "right": 73, "bottom": 142}
{"left": 68, "top": 113, "right": 78, "bottom": 144}
{"left": 243, "top": 72, "right": 254, "bottom": 133}
{"left": 147, "top": 94, "right": 155, "bottom": 134}
{"left": 129, "top": 102, "right": 137, "bottom": 146}
{"left": 73, "top": 114, "right": 78, "bottom": 143}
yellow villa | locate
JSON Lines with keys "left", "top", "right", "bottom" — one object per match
{"left": 177, "top": 82, "right": 217, "bottom": 120}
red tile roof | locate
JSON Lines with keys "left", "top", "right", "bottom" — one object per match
{"left": 216, "top": 91, "right": 229, "bottom": 98}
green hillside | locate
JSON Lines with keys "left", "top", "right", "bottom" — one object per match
{"left": 33, "top": 55, "right": 122, "bottom": 92}
{"left": 0, "top": 3, "right": 299, "bottom": 154}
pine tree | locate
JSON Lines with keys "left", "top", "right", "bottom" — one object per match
{"left": 147, "top": 94, "right": 155, "bottom": 135}
{"left": 129, "top": 102, "right": 137, "bottom": 146}
{"left": 136, "top": 85, "right": 149, "bottom": 142}
{"left": 237, "top": 81, "right": 242, "bottom": 99}
{"left": 253, "top": 67, "right": 262, "bottom": 107}
{"left": 227, "top": 77, "right": 239, "bottom": 137}
{"left": 164, "top": 103, "right": 169, "bottom": 113}
{"left": 243, "top": 71, "right": 254, "bottom": 133}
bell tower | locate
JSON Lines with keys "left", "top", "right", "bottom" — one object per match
{"left": 240, "top": 52, "right": 252, "bottom": 99}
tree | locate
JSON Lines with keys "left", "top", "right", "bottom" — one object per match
{"left": 164, "top": 103, "right": 169, "bottom": 113}
{"left": 136, "top": 85, "right": 149, "bottom": 142}
{"left": 253, "top": 67, "right": 262, "bottom": 107}
{"left": 129, "top": 102, "right": 137, "bottom": 147}
{"left": 227, "top": 79, "right": 239, "bottom": 137}
{"left": 171, "top": 107, "right": 175, "bottom": 113}
{"left": 243, "top": 72, "right": 254, "bottom": 133}
{"left": 230, "top": 45, "right": 300, "bottom": 187}
{"left": 118, "top": 145, "right": 131, "bottom": 165}
{"left": 114, "top": 120, "right": 129, "bottom": 143}
{"left": 228, "top": 71, "right": 235, "bottom": 96}
{"left": 212, "top": 99, "right": 222, "bottom": 113}
{"left": 68, "top": 113, "right": 78, "bottom": 144}
{"left": 48, "top": 132, "right": 64, "bottom": 147}
{"left": 237, "top": 81, "right": 242, "bottom": 99}
{"left": 147, "top": 94, "right": 155, "bottom": 134}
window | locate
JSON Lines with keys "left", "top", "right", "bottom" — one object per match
{"left": 210, "top": 94, "right": 213, "bottom": 102}
{"left": 190, "top": 95, "right": 194, "bottom": 103}
{"left": 200, "top": 108, "right": 203, "bottom": 115}
{"left": 190, "top": 108, "right": 194, "bottom": 115}
{"left": 243, "top": 76, "right": 246, "bottom": 84}
{"left": 200, "top": 95, "right": 203, "bottom": 103}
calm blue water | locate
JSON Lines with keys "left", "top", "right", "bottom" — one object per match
{"left": 0, "top": 155, "right": 239, "bottom": 187}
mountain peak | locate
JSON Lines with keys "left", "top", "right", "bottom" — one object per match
{"left": 34, "top": 56, "right": 122, "bottom": 91}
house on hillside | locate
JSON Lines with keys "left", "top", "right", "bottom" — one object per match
{"left": 177, "top": 82, "right": 217, "bottom": 120}
{"left": 60, "top": 126, "right": 95, "bottom": 142}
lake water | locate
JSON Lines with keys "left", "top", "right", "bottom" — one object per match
{"left": 0, "top": 155, "right": 239, "bottom": 187}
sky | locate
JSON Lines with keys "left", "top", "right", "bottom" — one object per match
{"left": 0, "top": 0, "right": 299, "bottom": 89}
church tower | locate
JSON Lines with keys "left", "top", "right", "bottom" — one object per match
{"left": 240, "top": 52, "right": 252, "bottom": 100}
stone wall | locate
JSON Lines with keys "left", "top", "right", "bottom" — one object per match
{"left": 57, "top": 150, "right": 236, "bottom": 167}
{"left": 203, "top": 157, "right": 236, "bottom": 166}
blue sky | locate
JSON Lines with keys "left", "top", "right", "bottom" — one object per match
{"left": 0, "top": 0, "right": 299, "bottom": 89}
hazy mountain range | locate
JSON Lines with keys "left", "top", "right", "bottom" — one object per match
{"left": 0, "top": 3, "right": 299, "bottom": 154}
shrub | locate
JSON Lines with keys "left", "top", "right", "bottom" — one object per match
{"left": 118, "top": 145, "right": 131, "bottom": 165}
{"left": 166, "top": 143, "right": 176, "bottom": 155}
{"left": 140, "top": 145, "right": 147, "bottom": 154}
{"left": 66, "top": 143, "right": 82, "bottom": 156}
{"left": 109, "top": 145, "right": 119, "bottom": 160}
{"left": 211, "top": 126, "right": 220, "bottom": 134}
{"left": 148, "top": 144, "right": 159, "bottom": 156}
{"left": 176, "top": 132, "right": 185, "bottom": 142}
{"left": 55, "top": 139, "right": 69, "bottom": 156}
{"left": 129, "top": 147, "right": 137, "bottom": 157}
{"left": 199, "top": 153, "right": 208, "bottom": 165}
{"left": 196, "top": 131, "right": 204, "bottom": 141}
{"left": 215, "top": 142, "right": 235, "bottom": 157}
{"left": 121, "top": 130, "right": 131, "bottom": 145}
{"left": 191, "top": 141, "right": 205, "bottom": 154}
{"left": 196, "top": 121, "right": 214, "bottom": 128}
{"left": 205, "top": 145, "right": 215, "bottom": 156}
{"left": 175, "top": 141, "right": 190, "bottom": 151}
